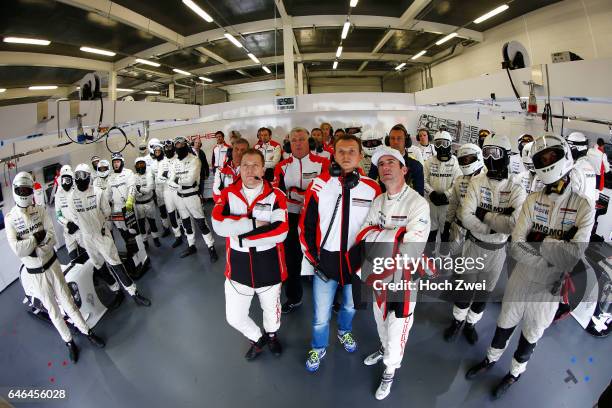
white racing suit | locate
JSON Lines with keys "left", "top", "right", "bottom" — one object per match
{"left": 417, "top": 143, "right": 436, "bottom": 162}
{"left": 151, "top": 156, "right": 170, "bottom": 230}
{"left": 456, "top": 173, "right": 526, "bottom": 325}
{"left": 134, "top": 169, "right": 159, "bottom": 242}
{"left": 513, "top": 170, "right": 544, "bottom": 195}
{"left": 255, "top": 140, "right": 282, "bottom": 181}
{"left": 212, "top": 142, "right": 231, "bottom": 172}
{"left": 93, "top": 176, "right": 108, "bottom": 197}
{"left": 157, "top": 157, "right": 185, "bottom": 239}
{"left": 106, "top": 168, "right": 147, "bottom": 265}
{"left": 211, "top": 180, "right": 289, "bottom": 342}
{"left": 170, "top": 153, "right": 215, "bottom": 249}
{"left": 509, "top": 154, "right": 524, "bottom": 176}
{"left": 484, "top": 183, "right": 594, "bottom": 377}
{"left": 406, "top": 146, "right": 424, "bottom": 165}
{"left": 356, "top": 184, "right": 431, "bottom": 371}
{"left": 571, "top": 156, "right": 598, "bottom": 205}
{"left": 441, "top": 174, "right": 473, "bottom": 257}
{"left": 54, "top": 187, "right": 86, "bottom": 260}
{"left": 212, "top": 162, "right": 240, "bottom": 201}
{"left": 423, "top": 156, "right": 462, "bottom": 242}
{"left": 68, "top": 186, "right": 138, "bottom": 296}
{"left": 5, "top": 205, "right": 91, "bottom": 342}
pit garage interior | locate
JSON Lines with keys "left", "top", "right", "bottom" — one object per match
{"left": 0, "top": 0, "right": 611, "bottom": 407}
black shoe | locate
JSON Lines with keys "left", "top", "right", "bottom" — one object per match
{"left": 208, "top": 246, "right": 219, "bottom": 263}
{"left": 281, "top": 300, "right": 303, "bottom": 314}
{"left": 181, "top": 245, "right": 197, "bottom": 258}
{"left": 171, "top": 237, "right": 183, "bottom": 248}
{"left": 86, "top": 331, "right": 106, "bottom": 348}
{"left": 443, "top": 319, "right": 463, "bottom": 342}
{"left": 463, "top": 323, "right": 479, "bottom": 345}
{"left": 154, "top": 238, "right": 161, "bottom": 247}
{"left": 553, "top": 302, "right": 571, "bottom": 323}
{"left": 493, "top": 373, "right": 520, "bottom": 399}
{"left": 144, "top": 241, "right": 150, "bottom": 249}
{"left": 132, "top": 291, "right": 152, "bottom": 307}
{"left": 267, "top": 333, "right": 283, "bottom": 357}
{"left": 586, "top": 319, "right": 612, "bottom": 338}
{"left": 332, "top": 301, "right": 340, "bottom": 314}
{"left": 66, "top": 340, "right": 79, "bottom": 363}
{"left": 245, "top": 336, "right": 268, "bottom": 361}
{"left": 466, "top": 358, "right": 495, "bottom": 380}
{"left": 161, "top": 228, "right": 171, "bottom": 238}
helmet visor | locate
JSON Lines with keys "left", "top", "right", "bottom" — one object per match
{"left": 434, "top": 139, "right": 451, "bottom": 149}
{"left": 533, "top": 146, "right": 564, "bottom": 170}
{"left": 362, "top": 139, "right": 382, "bottom": 148}
{"left": 14, "top": 186, "right": 33, "bottom": 197}
{"left": 75, "top": 170, "right": 90, "bottom": 180}
{"left": 482, "top": 146, "right": 504, "bottom": 160}
{"left": 458, "top": 154, "right": 478, "bottom": 166}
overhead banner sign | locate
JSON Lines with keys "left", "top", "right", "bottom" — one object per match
{"left": 417, "top": 114, "right": 480, "bottom": 145}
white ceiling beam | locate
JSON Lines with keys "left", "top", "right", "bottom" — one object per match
{"left": 187, "top": 52, "right": 431, "bottom": 76}
{"left": 55, "top": 0, "right": 184, "bottom": 46}
{"left": 114, "top": 15, "right": 482, "bottom": 71}
{"left": 0, "top": 51, "right": 113, "bottom": 71}
{"left": 275, "top": 0, "right": 301, "bottom": 58}
{"left": 195, "top": 46, "right": 229, "bottom": 64}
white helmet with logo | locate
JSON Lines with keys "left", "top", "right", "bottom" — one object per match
{"left": 521, "top": 141, "right": 535, "bottom": 172}
{"left": 12, "top": 171, "right": 34, "bottom": 208}
{"left": 96, "top": 159, "right": 110, "bottom": 178}
{"left": 531, "top": 134, "right": 574, "bottom": 185}
{"left": 457, "top": 143, "right": 484, "bottom": 176}
{"left": 148, "top": 138, "right": 161, "bottom": 155}
{"left": 360, "top": 129, "right": 384, "bottom": 157}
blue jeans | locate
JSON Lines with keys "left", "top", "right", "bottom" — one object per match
{"left": 311, "top": 275, "right": 355, "bottom": 350}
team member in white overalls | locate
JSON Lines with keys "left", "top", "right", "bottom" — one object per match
{"left": 6, "top": 172, "right": 105, "bottom": 363}
{"left": 54, "top": 165, "right": 86, "bottom": 261}
{"left": 134, "top": 157, "right": 161, "bottom": 248}
{"left": 466, "top": 135, "right": 594, "bottom": 399}
{"left": 160, "top": 140, "right": 189, "bottom": 248}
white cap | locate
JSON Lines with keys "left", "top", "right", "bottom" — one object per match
{"left": 371, "top": 146, "right": 405, "bottom": 167}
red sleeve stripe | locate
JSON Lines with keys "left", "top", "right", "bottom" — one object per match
{"left": 355, "top": 225, "right": 382, "bottom": 244}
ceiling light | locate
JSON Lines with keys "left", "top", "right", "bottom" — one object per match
{"left": 116, "top": 88, "right": 134, "bottom": 92}
{"left": 3, "top": 37, "right": 50, "bottom": 46}
{"left": 224, "top": 33, "right": 243, "bottom": 48}
{"left": 262, "top": 66, "right": 271, "bottom": 74}
{"left": 80, "top": 46, "right": 116, "bottom": 56}
{"left": 145, "top": 90, "right": 160, "bottom": 94}
{"left": 341, "top": 21, "right": 350, "bottom": 40}
{"left": 474, "top": 4, "right": 509, "bottom": 24}
{"left": 182, "top": 0, "right": 214, "bottom": 23}
{"left": 435, "top": 32, "right": 458, "bottom": 45}
{"left": 135, "top": 58, "right": 160, "bottom": 67}
{"left": 333, "top": 61, "right": 338, "bottom": 70}
{"left": 411, "top": 50, "right": 426, "bottom": 60}
{"left": 172, "top": 68, "right": 191, "bottom": 76}
{"left": 0, "top": 88, "right": 6, "bottom": 93}
{"left": 247, "top": 53, "right": 260, "bottom": 64}
{"left": 29, "top": 85, "right": 58, "bottom": 90}
{"left": 336, "top": 46, "right": 343, "bottom": 58}
{"left": 199, "top": 76, "right": 213, "bottom": 83}
{"left": 350, "top": 0, "right": 358, "bottom": 7}
{"left": 395, "top": 62, "right": 406, "bottom": 70}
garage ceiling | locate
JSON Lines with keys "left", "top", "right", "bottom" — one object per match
{"left": 0, "top": 0, "right": 562, "bottom": 105}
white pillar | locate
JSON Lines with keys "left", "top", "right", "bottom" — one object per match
{"left": 297, "top": 63, "right": 304, "bottom": 95}
{"left": 283, "top": 23, "right": 295, "bottom": 96}
{"left": 168, "top": 83, "right": 175, "bottom": 99}
{"left": 108, "top": 71, "right": 117, "bottom": 101}
{"left": 201, "top": 85, "right": 205, "bottom": 105}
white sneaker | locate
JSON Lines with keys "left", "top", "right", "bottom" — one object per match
{"left": 109, "top": 282, "right": 120, "bottom": 292}
{"left": 363, "top": 348, "right": 384, "bottom": 366}
{"left": 375, "top": 371, "right": 394, "bottom": 400}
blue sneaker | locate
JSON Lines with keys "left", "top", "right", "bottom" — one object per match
{"left": 305, "top": 349, "right": 326, "bottom": 372}
{"left": 337, "top": 332, "right": 357, "bottom": 353}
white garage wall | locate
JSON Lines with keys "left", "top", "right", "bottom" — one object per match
{"left": 406, "top": 0, "right": 612, "bottom": 92}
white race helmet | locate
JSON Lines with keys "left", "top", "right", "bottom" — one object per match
{"left": 345, "top": 122, "right": 363, "bottom": 138}
{"left": 74, "top": 163, "right": 92, "bottom": 191}
{"left": 531, "top": 134, "right": 574, "bottom": 185}
{"left": 434, "top": 130, "right": 453, "bottom": 143}
{"left": 138, "top": 142, "right": 147, "bottom": 155}
{"left": 148, "top": 138, "right": 161, "bottom": 154}
{"left": 457, "top": 143, "right": 484, "bottom": 176}
{"left": 566, "top": 132, "right": 589, "bottom": 153}
{"left": 59, "top": 165, "right": 74, "bottom": 191}
{"left": 96, "top": 159, "right": 110, "bottom": 178}
{"left": 59, "top": 164, "right": 74, "bottom": 178}
{"left": 521, "top": 141, "right": 535, "bottom": 172}
{"left": 361, "top": 129, "right": 384, "bottom": 157}
{"left": 75, "top": 163, "right": 91, "bottom": 176}
{"left": 12, "top": 171, "right": 34, "bottom": 208}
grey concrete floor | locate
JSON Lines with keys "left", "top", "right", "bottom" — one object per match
{"left": 0, "top": 230, "right": 609, "bottom": 408}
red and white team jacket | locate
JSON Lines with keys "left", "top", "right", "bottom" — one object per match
{"left": 212, "top": 162, "right": 240, "bottom": 201}
{"left": 273, "top": 153, "right": 330, "bottom": 214}
{"left": 254, "top": 140, "right": 282, "bottom": 170}
{"left": 212, "top": 142, "right": 231, "bottom": 170}
{"left": 299, "top": 173, "right": 381, "bottom": 284}
{"left": 211, "top": 180, "right": 289, "bottom": 288}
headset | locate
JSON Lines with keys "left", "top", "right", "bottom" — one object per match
{"left": 329, "top": 161, "right": 360, "bottom": 189}
{"left": 384, "top": 124, "right": 412, "bottom": 149}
